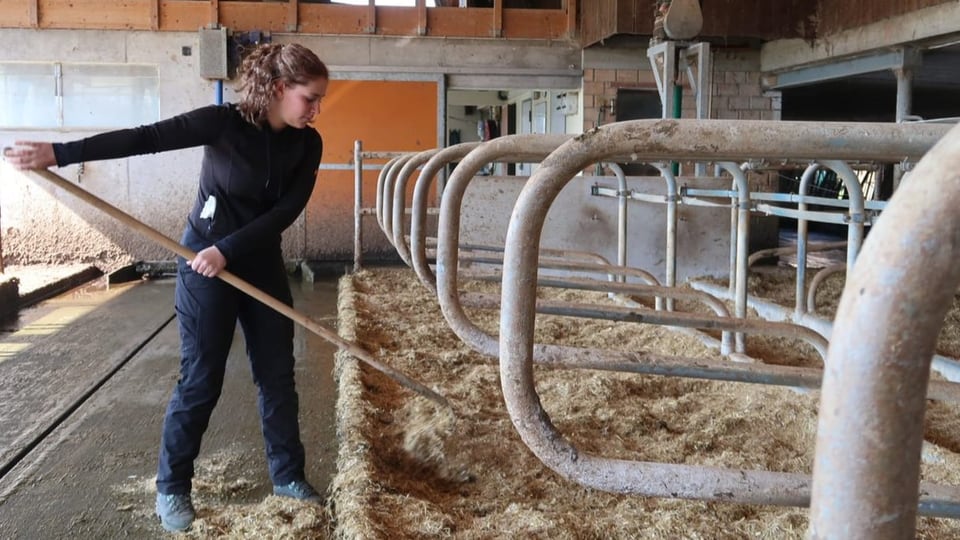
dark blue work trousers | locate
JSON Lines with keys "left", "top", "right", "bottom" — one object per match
{"left": 156, "top": 228, "right": 306, "bottom": 495}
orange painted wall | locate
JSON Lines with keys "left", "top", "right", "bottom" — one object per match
{"left": 306, "top": 79, "right": 438, "bottom": 260}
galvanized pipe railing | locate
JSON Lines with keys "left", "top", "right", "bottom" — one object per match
{"left": 810, "top": 123, "right": 960, "bottom": 539}
{"left": 499, "top": 119, "right": 950, "bottom": 509}
{"left": 432, "top": 133, "right": 741, "bottom": 366}
{"left": 435, "top": 134, "right": 572, "bottom": 356}
{"left": 718, "top": 162, "right": 750, "bottom": 353}
{"left": 795, "top": 163, "right": 819, "bottom": 314}
{"left": 374, "top": 155, "right": 404, "bottom": 234}
{"left": 391, "top": 149, "right": 440, "bottom": 267}
{"left": 411, "top": 142, "right": 482, "bottom": 292}
{"left": 820, "top": 160, "right": 865, "bottom": 271}
{"left": 378, "top": 153, "right": 416, "bottom": 251}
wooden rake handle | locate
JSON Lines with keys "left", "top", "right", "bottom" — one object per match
{"left": 27, "top": 168, "right": 451, "bottom": 410}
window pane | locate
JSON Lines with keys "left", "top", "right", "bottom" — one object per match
{"left": 0, "top": 63, "right": 58, "bottom": 129}
{"left": 62, "top": 64, "right": 159, "bottom": 128}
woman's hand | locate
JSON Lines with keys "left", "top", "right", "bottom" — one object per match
{"left": 189, "top": 246, "right": 227, "bottom": 278}
{"left": 2, "top": 142, "right": 57, "bottom": 170}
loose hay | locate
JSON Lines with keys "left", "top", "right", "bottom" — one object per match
{"left": 738, "top": 265, "right": 960, "bottom": 359}
{"left": 112, "top": 447, "right": 332, "bottom": 538}
{"left": 332, "top": 267, "right": 960, "bottom": 539}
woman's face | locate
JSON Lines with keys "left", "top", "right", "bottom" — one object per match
{"left": 270, "top": 77, "right": 328, "bottom": 130}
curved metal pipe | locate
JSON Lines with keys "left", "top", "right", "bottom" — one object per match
{"left": 498, "top": 118, "right": 949, "bottom": 509}
{"left": 653, "top": 163, "right": 680, "bottom": 306}
{"left": 810, "top": 124, "right": 960, "bottom": 538}
{"left": 795, "top": 163, "right": 820, "bottom": 315}
{"left": 806, "top": 263, "right": 846, "bottom": 314}
{"left": 436, "top": 133, "right": 572, "bottom": 356}
{"left": 819, "top": 159, "right": 866, "bottom": 271}
{"left": 411, "top": 142, "right": 482, "bottom": 292}
{"left": 392, "top": 149, "right": 439, "bottom": 267}
{"left": 379, "top": 153, "right": 417, "bottom": 248}
{"left": 717, "top": 162, "right": 750, "bottom": 353}
{"left": 375, "top": 155, "right": 404, "bottom": 234}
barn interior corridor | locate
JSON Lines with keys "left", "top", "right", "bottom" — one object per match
{"left": 0, "top": 274, "right": 339, "bottom": 538}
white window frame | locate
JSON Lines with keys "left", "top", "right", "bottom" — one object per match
{"left": 0, "top": 61, "right": 159, "bottom": 130}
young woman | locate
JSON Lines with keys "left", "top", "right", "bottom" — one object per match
{"left": 5, "top": 42, "right": 329, "bottom": 533}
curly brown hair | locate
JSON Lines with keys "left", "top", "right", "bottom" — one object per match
{"left": 236, "top": 43, "right": 329, "bottom": 126}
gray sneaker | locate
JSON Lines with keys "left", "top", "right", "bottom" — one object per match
{"left": 273, "top": 480, "right": 323, "bottom": 503}
{"left": 156, "top": 492, "right": 195, "bottom": 532}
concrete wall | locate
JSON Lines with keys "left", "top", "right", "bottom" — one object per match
{"left": 459, "top": 175, "right": 731, "bottom": 282}
{"left": 0, "top": 29, "right": 214, "bottom": 269}
{"left": 0, "top": 29, "right": 581, "bottom": 268}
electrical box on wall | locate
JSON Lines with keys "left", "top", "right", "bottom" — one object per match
{"left": 198, "top": 27, "right": 228, "bottom": 80}
{"left": 556, "top": 92, "right": 579, "bottom": 116}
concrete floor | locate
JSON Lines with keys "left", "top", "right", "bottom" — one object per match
{"left": 0, "top": 275, "right": 339, "bottom": 538}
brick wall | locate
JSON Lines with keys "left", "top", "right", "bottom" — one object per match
{"left": 581, "top": 46, "right": 781, "bottom": 130}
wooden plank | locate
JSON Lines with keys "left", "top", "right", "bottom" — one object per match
{"left": 6, "top": 0, "right": 565, "bottom": 37}
{"left": 493, "top": 0, "right": 503, "bottom": 37}
{"left": 220, "top": 1, "right": 287, "bottom": 31}
{"left": 565, "top": 0, "right": 575, "bottom": 38}
{"left": 29, "top": 0, "right": 39, "bottom": 27}
{"left": 208, "top": 0, "right": 218, "bottom": 27}
{"left": 374, "top": 6, "right": 418, "bottom": 36}
{"left": 416, "top": 0, "right": 426, "bottom": 36}
{"left": 286, "top": 0, "right": 298, "bottom": 32}
{"left": 367, "top": 0, "right": 376, "bottom": 33}
{"left": 427, "top": 7, "right": 490, "bottom": 37}
{"left": 502, "top": 9, "right": 565, "bottom": 39}
{"left": 0, "top": 0, "right": 33, "bottom": 28}
{"left": 159, "top": 0, "right": 207, "bottom": 31}
{"left": 298, "top": 3, "right": 369, "bottom": 34}
{"left": 149, "top": 0, "right": 159, "bottom": 30}
{"left": 38, "top": 0, "right": 152, "bottom": 29}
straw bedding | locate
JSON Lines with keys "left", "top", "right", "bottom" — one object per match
{"left": 330, "top": 267, "right": 960, "bottom": 539}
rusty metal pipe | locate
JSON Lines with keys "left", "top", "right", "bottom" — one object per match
{"left": 809, "top": 125, "right": 960, "bottom": 539}
{"left": 499, "top": 119, "right": 949, "bottom": 508}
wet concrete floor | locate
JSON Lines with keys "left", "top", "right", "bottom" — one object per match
{"left": 0, "top": 275, "right": 339, "bottom": 538}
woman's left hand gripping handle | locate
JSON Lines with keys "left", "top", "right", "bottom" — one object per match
{"left": 3, "top": 142, "right": 56, "bottom": 170}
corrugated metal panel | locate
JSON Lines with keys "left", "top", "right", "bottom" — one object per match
{"left": 816, "top": 0, "right": 953, "bottom": 35}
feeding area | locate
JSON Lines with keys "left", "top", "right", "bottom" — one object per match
{"left": 331, "top": 118, "right": 960, "bottom": 539}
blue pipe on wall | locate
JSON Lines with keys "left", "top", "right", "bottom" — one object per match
{"left": 215, "top": 79, "right": 224, "bottom": 105}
